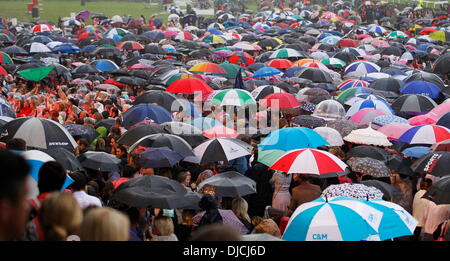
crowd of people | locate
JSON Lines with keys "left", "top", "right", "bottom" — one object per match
{"left": 0, "top": 0, "right": 450, "bottom": 241}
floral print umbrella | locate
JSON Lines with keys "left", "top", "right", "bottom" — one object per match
{"left": 322, "top": 183, "right": 384, "bottom": 200}
{"left": 347, "top": 157, "right": 393, "bottom": 178}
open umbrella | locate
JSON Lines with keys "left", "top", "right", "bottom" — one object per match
{"left": 269, "top": 148, "right": 348, "bottom": 178}
{"left": 166, "top": 78, "right": 213, "bottom": 94}
{"left": 260, "top": 93, "right": 301, "bottom": 109}
{"left": 253, "top": 66, "right": 282, "bottom": 78}
{"left": 189, "top": 62, "right": 227, "bottom": 75}
{"left": 292, "top": 115, "right": 325, "bottom": 128}
{"left": 17, "top": 65, "right": 54, "bottom": 82}
{"left": 117, "top": 124, "right": 167, "bottom": 146}
{"left": 129, "top": 133, "right": 194, "bottom": 157}
{"left": 313, "top": 127, "right": 344, "bottom": 146}
{"left": 422, "top": 176, "right": 450, "bottom": 204}
{"left": 347, "top": 157, "right": 392, "bottom": 178}
{"left": 193, "top": 138, "right": 253, "bottom": 164}
{"left": 344, "top": 126, "right": 393, "bottom": 146}
{"left": 43, "top": 147, "right": 84, "bottom": 172}
{"left": 138, "top": 147, "right": 183, "bottom": 168}
{"left": 360, "top": 180, "right": 402, "bottom": 201}
{"left": 430, "top": 139, "right": 450, "bottom": 152}
{"left": 391, "top": 94, "right": 437, "bottom": 118}
{"left": 322, "top": 183, "right": 384, "bottom": 200}
{"left": 210, "top": 89, "right": 256, "bottom": 106}
{"left": 397, "top": 125, "right": 450, "bottom": 145}
{"left": 122, "top": 104, "right": 172, "bottom": 128}
{"left": 0, "top": 117, "right": 77, "bottom": 150}
{"left": 324, "top": 119, "right": 357, "bottom": 137}
{"left": 400, "top": 81, "right": 441, "bottom": 99}
{"left": 296, "top": 67, "right": 333, "bottom": 83}
{"left": 197, "top": 171, "right": 256, "bottom": 197}
{"left": 79, "top": 151, "right": 121, "bottom": 172}
{"left": 132, "top": 90, "right": 178, "bottom": 111}
{"left": 347, "top": 145, "right": 391, "bottom": 162}
{"left": 282, "top": 196, "right": 383, "bottom": 241}
{"left": 112, "top": 175, "right": 192, "bottom": 209}
{"left": 410, "top": 152, "right": 450, "bottom": 177}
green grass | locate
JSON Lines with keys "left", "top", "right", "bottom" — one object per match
{"left": 0, "top": 0, "right": 166, "bottom": 23}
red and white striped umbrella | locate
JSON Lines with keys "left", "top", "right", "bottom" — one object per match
{"left": 269, "top": 148, "right": 348, "bottom": 177}
{"left": 31, "top": 24, "right": 55, "bottom": 33}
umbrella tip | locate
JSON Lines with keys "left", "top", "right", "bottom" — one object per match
{"left": 366, "top": 194, "right": 370, "bottom": 201}
{"left": 325, "top": 195, "right": 328, "bottom": 203}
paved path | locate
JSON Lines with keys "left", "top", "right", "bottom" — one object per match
{"left": 173, "top": 0, "right": 215, "bottom": 16}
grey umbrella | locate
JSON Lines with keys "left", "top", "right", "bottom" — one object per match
{"left": 347, "top": 157, "right": 392, "bottom": 178}
{"left": 324, "top": 119, "right": 357, "bottom": 137}
{"left": 198, "top": 171, "right": 257, "bottom": 197}
{"left": 128, "top": 133, "right": 194, "bottom": 157}
{"left": 422, "top": 176, "right": 450, "bottom": 205}
{"left": 78, "top": 151, "right": 121, "bottom": 172}
{"left": 360, "top": 180, "right": 401, "bottom": 201}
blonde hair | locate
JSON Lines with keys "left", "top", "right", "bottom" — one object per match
{"left": 232, "top": 197, "right": 251, "bottom": 224}
{"left": 38, "top": 192, "right": 83, "bottom": 241}
{"left": 80, "top": 207, "right": 130, "bottom": 241}
{"left": 153, "top": 216, "right": 174, "bottom": 236}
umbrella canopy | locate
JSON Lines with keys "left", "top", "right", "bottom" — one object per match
{"left": 430, "top": 139, "right": 450, "bottom": 152}
{"left": 122, "top": 104, "right": 172, "bottom": 129}
{"left": 282, "top": 196, "right": 383, "bottom": 241}
{"left": 251, "top": 85, "right": 286, "bottom": 100}
{"left": 360, "top": 180, "right": 402, "bottom": 201}
{"left": 138, "top": 147, "right": 184, "bottom": 168}
{"left": 313, "top": 127, "right": 344, "bottom": 146}
{"left": 112, "top": 175, "right": 192, "bottom": 209}
{"left": 79, "top": 151, "right": 121, "bottom": 172}
{"left": 116, "top": 41, "right": 144, "bottom": 51}
{"left": 422, "top": 176, "right": 450, "bottom": 204}
{"left": 324, "top": 119, "right": 357, "bottom": 137}
{"left": 346, "top": 98, "right": 393, "bottom": 118}
{"left": 166, "top": 78, "right": 213, "bottom": 94}
{"left": 411, "top": 152, "right": 450, "bottom": 177}
{"left": 397, "top": 125, "right": 450, "bottom": 145}
{"left": 347, "top": 145, "right": 391, "bottom": 162}
{"left": 253, "top": 66, "right": 282, "bottom": 78}
{"left": 90, "top": 59, "right": 120, "bottom": 72}
{"left": 269, "top": 148, "right": 348, "bottom": 177}
{"left": 17, "top": 65, "right": 54, "bottom": 82}
{"left": 43, "top": 147, "right": 84, "bottom": 172}
{"left": 296, "top": 67, "right": 333, "bottom": 83}
{"left": 193, "top": 138, "right": 253, "bottom": 164}
{"left": 312, "top": 100, "right": 346, "bottom": 121}
{"left": 260, "top": 93, "right": 301, "bottom": 109}
{"left": 391, "top": 95, "right": 437, "bottom": 117}
{"left": 0, "top": 117, "right": 77, "bottom": 150}
{"left": 400, "top": 81, "right": 441, "bottom": 99}
{"left": 345, "top": 61, "right": 381, "bottom": 76}
{"left": 348, "top": 108, "right": 388, "bottom": 126}
{"left": 269, "top": 48, "right": 304, "bottom": 59}
{"left": 267, "top": 59, "right": 293, "bottom": 69}
{"left": 197, "top": 171, "right": 256, "bottom": 197}
{"left": 344, "top": 126, "right": 393, "bottom": 146}
{"left": 117, "top": 124, "right": 167, "bottom": 147}
{"left": 189, "top": 62, "right": 227, "bottom": 75}
{"left": 129, "top": 133, "right": 194, "bottom": 157}
{"left": 337, "top": 79, "right": 369, "bottom": 91}
{"left": 210, "top": 89, "right": 256, "bottom": 106}
{"left": 64, "top": 124, "right": 99, "bottom": 144}
{"left": 0, "top": 99, "right": 15, "bottom": 118}
{"left": 227, "top": 51, "right": 255, "bottom": 66}
{"left": 322, "top": 183, "right": 384, "bottom": 200}
{"left": 347, "top": 157, "right": 392, "bottom": 178}
{"left": 291, "top": 115, "right": 326, "bottom": 128}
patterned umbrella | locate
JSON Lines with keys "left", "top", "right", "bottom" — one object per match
{"left": 348, "top": 108, "right": 388, "bottom": 126}
{"left": 372, "top": 115, "right": 410, "bottom": 127}
{"left": 322, "top": 183, "right": 384, "bottom": 200}
{"left": 324, "top": 119, "right": 357, "bottom": 137}
{"left": 292, "top": 115, "right": 326, "bottom": 128}
{"left": 411, "top": 152, "right": 450, "bottom": 177}
{"left": 337, "top": 79, "right": 369, "bottom": 91}
{"left": 347, "top": 157, "right": 392, "bottom": 178}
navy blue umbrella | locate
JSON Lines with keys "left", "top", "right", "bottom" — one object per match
{"left": 52, "top": 43, "right": 80, "bottom": 54}
{"left": 122, "top": 104, "right": 172, "bottom": 129}
{"left": 282, "top": 66, "right": 303, "bottom": 78}
{"left": 138, "top": 147, "right": 184, "bottom": 168}
{"left": 436, "top": 112, "right": 450, "bottom": 129}
{"left": 31, "top": 35, "right": 53, "bottom": 44}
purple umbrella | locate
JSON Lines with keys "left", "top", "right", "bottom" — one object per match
{"left": 192, "top": 209, "right": 249, "bottom": 234}
{"left": 76, "top": 11, "right": 91, "bottom": 21}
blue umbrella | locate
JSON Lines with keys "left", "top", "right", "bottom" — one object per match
{"left": 372, "top": 115, "right": 409, "bottom": 126}
{"left": 0, "top": 98, "right": 16, "bottom": 118}
{"left": 81, "top": 44, "right": 97, "bottom": 53}
{"left": 363, "top": 199, "right": 418, "bottom": 241}
{"left": 259, "top": 127, "right": 329, "bottom": 151}
{"left": 52, "top": 43, "right": 80, "bottom": 54}
{"left": 282, "top": 197, "right": 383, "bottom": 241}
{"left": 317, "top": 33, "right": 333, "bottom": 40}
{"left": 381, "top": 68, "right": 407, "bottom": 76}
{"left": 253, "top": 66, "right": 282, "bottom": 78}
{"left": 138, "top": 147, "right": 184, "bottom": 168}
{"left": 436, "top": 112, "right": 450, "bottom": 129}
{"left": 143, "top": 31, "right": 164, "bottom": 41}
{"left": 173, "top": 99, "right": 201, "bottom": 118}
{"left": 282, "top": 66, "right": 303, "bottom": 78}
{"left": 400, "top": 81, "right": 441, "bottom": 98}
{"left": 208, "top": 28, "right": 224, "bottom": 35}
{"left": 401, "top": 146, "right": 431, "bottom": 158}
{"left": 122, "top": 104, "right": 172, "bottom": 129}
{"left": 49, "top": 36, "right": 70, "bottom": 43}
{"left": 31, "top": 35, "right": 53, "bottom": 44}
{"left": 187, "top": 117, "right": 223, "bottom": 130}
{"left": 91, "top": 59, "right": 120, "bottom": 72}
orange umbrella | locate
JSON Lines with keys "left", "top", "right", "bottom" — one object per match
{"left": 292, "top": 59, "right": 321, "bottom": 67}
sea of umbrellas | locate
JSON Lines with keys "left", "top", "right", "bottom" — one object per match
{"left": 0, "top": 1, "right": 450, "bottom": 241}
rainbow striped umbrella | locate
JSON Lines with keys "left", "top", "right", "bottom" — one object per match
{"left": 189, "top": 62, "right": 227, "bottom": 75}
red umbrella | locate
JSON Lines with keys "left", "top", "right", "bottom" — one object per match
{"left": 116, "top": 41, "right": 144, "bottom": 51}
{"left": 420, "top": 28, "right": 437, "bottom": 35}
{"left": 77, "top": 31, "right": 102, "bottom": 41}
{"left": 267, "top": 59, "right": 293, "bottom": 69}
{"left": 337, "top": 39, "right": 359, "bottom": 48}
{"left": 260, "top": 93, "right": 301, "bottom": 109}
{"left": 166, "top": 78, "right": 213, "bottom": 94}
{"left": 0, "top": 65, "right": 8, "bottom": 76}
{"left": 227, "top": 51, "right": 255, "bottom": 67}
{"left": 269, "top": 148, "right": 348, "bottom": 177}
{"left": 128, "top": 64, "right": 152, "bottom": 70}
{"left": 103, "top": 79, "right": 128, "bottom": 89}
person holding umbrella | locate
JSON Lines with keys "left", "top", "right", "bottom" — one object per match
{"left": 288, "top": 174, "right": 322, "bottom": 214}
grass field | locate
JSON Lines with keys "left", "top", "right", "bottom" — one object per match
{"left": 0, "top": 0, "right": 167, "bottom": 23}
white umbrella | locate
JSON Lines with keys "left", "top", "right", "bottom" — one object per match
{"left": 313, "top": 127, "right": 344, "bottom": 146}
{"left": 193, "top": 138, "right": 253, "bottom": 164}
{"left": 30, "top": 42, "right": 51, "bottom": 53}
{"left": 46, "top": 41, "right": 64, "bottom": 49}
{"left": 344, "top": 126, "right": 393, "bottom": 146}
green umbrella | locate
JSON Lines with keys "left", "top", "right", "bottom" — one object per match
{"left": 17, "top": 66, "right": 55, "bottom": 82}
{"left": 0, "top": 52, "right": 13, "bottom": 64}
{"left": 220, "top": 62, "right": 247, "bottom": 79}
{"left": 210, "top": 89, "right": 256, "bottom": 106}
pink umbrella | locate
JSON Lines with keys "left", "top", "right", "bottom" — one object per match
{"left": 409, "top": 102, "right": 450, "bottom": 125}
{"left": 164, "top": 30, "right": 178, "bottom": 37}
{"left": 72, "top": 62, "right": 85, "bottom": 67}
{"left": 404, "top": 45, "right": 417, "bottom": 51}
{"left": 214, "top": 50, "right": 232, "bottom": 57}
{"left": 377, "top": 123, "right": 413, "bottom": 140}
{"left": 357, "top": 34, "right": 372, "bottom": 39}
{"left": 71, "top": 78, "right": 92, "bottom": 85}
{"left": 202, "top": 126, "right": 239, "bottom": 139}
{"left": 371, "top": 39, "right": 390, "bottom": 48}
{"left": 192, "top": 209, "right": 249, "bottom": 234}
{"left": 349, "top": 108, "right": 387, "bottom": 125}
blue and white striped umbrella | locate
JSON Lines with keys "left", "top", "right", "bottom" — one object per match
{"left": 363, "top": 199, "right": 418, "bottom": 241}
{"left": 346, "top": 98, "right": 394, "bottom": 117}
{"left": 21, "top": 150, "right": 74, "bottom": 199}
{"left": 367, "top": 25, "right": 387, "bottom": 34}
{"left": 282, "top": 196, "right": 383, "bottom": 241}
{"left": 345, "top": 61, "right": 381, "bottom": 76}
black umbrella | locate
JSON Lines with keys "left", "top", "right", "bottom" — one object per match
{"left": 0, "top": 117, "right": 77, "bottom": 150}
{"left": 391, "top": 94, "right": 437, "bottom": 118}
{"left": 422, "top": 176, "right": 450, "bottom": 205}
{"left": 14, "top": 62, "right": 45, "bottom": 73}
{"left": 380, "top": 46, "right": 404, "bottom": 57}
{"left": 298, "top": 36, "right": 316, "bottom": 46}
{"left": 117, "top": 124, "right": 167, "bottom": 146}
{"left": 2, "top": 45, "right": 28, "bottom": 56}
{"left": 360, "top": 180, "right": 402, "bottom": 201}
{"left": 116, "top": 76, "right": 148, "bottom": 86}
{"left": 109, "top": 69, "right": 130, "bottom": 76}
{"left": 347, "top": 146, "right": 391, "bottom": 162}
{"left": 64, "top": 124, "right": 100, "bottom": 143}
{"left": 78, "top": 151, "right": 121, "bottom": 172}
{"left": 369, "top": 78, "right": 404, "bottom": 93}
{"left": 94, "top": 118, "right": 116, "bottom": 130}
{"left": 296, "top": 67, "right": 333, "bottom": 83}
{"left": 411, "top": 152, "right": 450, "bottom": 177}
{"left": 129, "top": 70, "right": 152, "bottom": 81}
{"left": 386, "top": 154, "right": 415, "bottom": 176}
{"left": 91, "top": 46, "right": 122, "bottom": 57}
{"left": 404, "top": 71, "right": 446, "bottom": 90}
{"left": 291, "top": 115, "right": 326, "bottom": 128}
{"left": 189, "top": 49, "right": 213, "bottom": 58}
{"left": 132, "top": 90, "right": 178, "bottom": 110}
{"left": 432, "top": 53, "right": 450, "bottom": 75}
{"left": 138, "top": 147, "right": 183, "bottom": 168}
{"left": 43, "top": 147, "right": 84, "bottom": 172}
{"left": 197, "top": 171, "right": 257, "bottom": 197}
{"left": 129, "top": 133, "right": 194, "bottom": 157}
{"left": 144, "top": 44, "right": 167, "bottom": 55}
{"left": 176, "top": 134, "right": 207, "bottom": 148}
{"left": 192, "top": 138, "right": 253, "bottom": 164}
{"left": 247, "top": 62, "right": 266, "bottom": 72}
{"left": 72, "top": 64, "right": 101, "bottom": 74}
{"left": 122, "top": 34, "right": 138, "bottom": 42}
{"left": 112, "top": 175, "right": 191, "bottom": 209}
{"left": 333, "top": 51, "right": 358, "bottom": 64}
{"left": 256, "top": 51, "right": 274, "bottom": 63}
{"left": 258, "top": 38, "right": 281, "bottom": 49}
